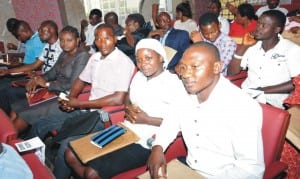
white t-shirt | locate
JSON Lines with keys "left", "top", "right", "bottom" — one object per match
{"left": 256, "top": 5, "right": 288, "bottom": 17}
{"left": 173, "top": 19, "right": 198, "bottom": 35}
{"left": 79, "top": 48, "right": 135, "bottom": 101}
{"left": 218, "top": 16, "right": 230, "bottom": 35}
{"left": 241, "top": 35, "right": 300, "bottom": 108}
{"left": 84, "top": 22, "right": 103, "bottom": 46}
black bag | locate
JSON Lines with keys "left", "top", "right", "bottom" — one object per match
{"left": 49, "top": 111, "right": 102, "bottom": 144}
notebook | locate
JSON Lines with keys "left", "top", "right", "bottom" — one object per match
{"left": 26, "top": 88, "right": 57, "bottom": 106}
{"left": 69, "top": 123, "right": 140, "bottom": 163}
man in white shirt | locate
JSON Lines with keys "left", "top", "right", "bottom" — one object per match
{"left": 80, "top": 9, "right": 103, "bottom": 53}
{"left": 256, "top": 0, "right": 288, "bottom": 17}
{"left": 148, "top": 41, "right": 265, "bottom": 178}
{"left": 228, "top": 10, "right": 300, "bottom": 109}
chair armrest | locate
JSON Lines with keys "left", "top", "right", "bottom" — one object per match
{"left": 0, "top": 109, "right": 17, "bottom": 143}
{"left": 102, "top": 105, "right": 125, "bottom": 126}
{"left": 225, "top": 71, "right": 247, "bottom": 88}
{"left": 8, "top": 139, "right": 54, "bottom": 179}
{"left": 263, "top": 161, "right": 288, "bottom": 179}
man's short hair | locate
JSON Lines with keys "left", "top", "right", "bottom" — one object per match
{"left": 95, "top": 23, "right": 114, "bottom": 34}
{"left": 90, "top": 9, "right": 102, "bottom": 18}
{"left": 199, "top": 12, "right": 219, "bottom": 26}
{"left": 209, "top": 0, "right": 221, "bottom": 10}
{"left": 40, "top": 20, "right": 58, "bottom": 36}
{"left": 104, "top": 12, "right": 119, "bottom": 24}
{"left": 262, "top": 10, "right": 286, "bottom": 33}
{"left": 189, "top": 41, "right": 220, "bottom": 62}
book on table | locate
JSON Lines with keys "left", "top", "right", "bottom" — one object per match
{"left": 26, "top": 88, "right": 57, "bottom": 106}
{"left": 69, "top": 123, "right": 140, "bottom": 164}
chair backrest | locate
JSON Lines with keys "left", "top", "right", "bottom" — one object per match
{"left": 260, "top": 103, "right": 290, "bottom": 166}
{"left": 0, "top": 109, "right": 17, "bottom": 143}
{"left": 226, "top": 71, "right": 248, "bottom": 88}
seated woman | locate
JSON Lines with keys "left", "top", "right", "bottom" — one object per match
{"left": 173, "top": 1, "right": 198, "bottom": 35}
{"left": 229, "top": 3, "right": 257, "bottom": 45}
{"left": 8, "top": 26, "right": 89, "bottom": 134}
{"left": 64, "top": 38, "right": 186, "bottom": 179}
{"left": 117, "top": 13, "right": 151, "bottom": 63}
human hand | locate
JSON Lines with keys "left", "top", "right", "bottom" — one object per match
{"left": 148, "top": 145, "right": 167, "bottom": 179}
{"left": 25, "top": 78, "right": 38, "bottom": 94}
{"left": 226, "top": 2, "right": 237, "bottom": 14}
{"left": 58, "top": 97, "right": 76, "bottom": 112}
{"left": 6, "top": 43, "right": 18, "bottom": 50}
{"left": 290, "top": 26, "right": 300, "bottom": 34}
{"left": 125, "top": 104, "right": 141, "bottom": 123}
{"left": 0, "top": 69, "right": 8, "bottom": 76}
{"left": 288, "top": 16, "right": 300, "bottom": 23}
{"left": 242, "top": 33, "right": 256, "bottom": 46}
{"left": 190, "top": 30, "right": 203, "bottom": 43}
{"left": 81, "top": 19, "right": 88, "bottom": 29}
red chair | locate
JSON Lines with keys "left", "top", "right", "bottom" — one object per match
{"left": 226, "top": 70, "right": 247, "bottom": 88}
{"left": 112, "top": 103, "right": 290, "bottom": 179}
{"left": 261, "top": 103, "right": 290, "bottom": 179}
{"left": 0, "top": 109, "right": 17, "bottom": 143}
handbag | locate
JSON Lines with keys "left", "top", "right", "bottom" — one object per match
{"left": 49, "top": 111, "right": 102, "bottom": 144}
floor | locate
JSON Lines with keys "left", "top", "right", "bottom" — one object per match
{"left": 280, "top": 141, "right": 300, "bottom": 178}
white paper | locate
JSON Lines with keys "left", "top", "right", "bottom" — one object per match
{"left": 15, "top": 137, "right": 46, "bottom": 164}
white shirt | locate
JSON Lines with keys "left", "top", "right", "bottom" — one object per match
{"left": 85, "top": 22, "right": 103, "bottom": 46}
{"left": 153, "top": 76, "right": 265, "bottom": 178}
{"left": 39, "top": 40, "right": 62, "bottom": 73}
{"left": 125, "top": 70, "right": 185, "bottom": 149}
{"left": 173, "top": 19, "right": 198, "bottom": 35}
{"left": 256, "top": 5, "right": 288, "bottom": 17}
{"left": 79, "top": 48, "right": 135, "bottom": 101}
{"left": 218, "top": 16, "right": 230, "bottom": 35}
{"left": 241, "top": 35, "right": 300, "bottom": 108}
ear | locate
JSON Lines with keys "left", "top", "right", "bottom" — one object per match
{"left": 159, "top": 55, "right": 164, "bottom": 63}
{"left": 213, "top": 61, "right": 222, "bottom": 74}
{"left": 114, "top": 35, "right": 118, "bottom": 44}
{"left": 274, "top": 26, "right": 281, "bottom": 34}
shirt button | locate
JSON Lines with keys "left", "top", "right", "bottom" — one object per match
{"left": 196, "top": 133, "right": 199, "bottom": 136}
{"left": 194, "top": 160, "right": 197, "bottom": 163}
{"left": 259, "top": 67, "right": 262, "bottom": 69}
{"left": 194, "top": 120, "right": 197, "bottom": 123}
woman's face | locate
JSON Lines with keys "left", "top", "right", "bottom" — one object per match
{"left": 175, "top": 11, "right": 182, "bottom": 20}
{"left": 234, "top": 12, "right": 247, "bottom": 25}
{"left": 59, "top": 31, "right": 79, "bottom": 54}
{"left": 136, "top": 48, "right": 164, "bottom": 80}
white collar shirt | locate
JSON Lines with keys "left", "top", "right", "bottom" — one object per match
{"left": 39, "top": 39, "right": 62, "bottom": 73}
{"left": 85, "top": 22, "right": 103, "bottom": 46}
{"left": 241, "top": 35, "right": 300, "bottom": 108}
{"left": 153, "top": 76, "right": 265, "bottom": 178}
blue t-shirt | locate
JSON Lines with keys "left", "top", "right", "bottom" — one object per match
{"left": 24, "top": 31, "right": 45, "bottom": 64}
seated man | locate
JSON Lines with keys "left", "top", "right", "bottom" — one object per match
{"left": 80, "top": 8, "right": 103, "bottom": 53}
{"left": 28, "top": 24, "right": 135, "bottom": 179}
{"left": 148, "top": 12, "right": 190, "bottom": 71}
{"left": 256, "top": 0, "right": 288, "bottom": 17}
{"left": 64, "top": 38, "right": 186, "bottom": 179}
{"left": 148, "top": 41, "right": 265, "bottom": 178}
{"left": 0, "top": 20, "right": 62, "bottom": 76}
{"left": 13, "top": 20, "right": 45, "bottom": 64}
{"left": 228, "top": 10, "right": 300, "bottom": 109}
{"left": 104, "top": 11, "right": 124, "bottom": 36}
{"left": 190, "top": 12, "right": 236, "bottom": 75}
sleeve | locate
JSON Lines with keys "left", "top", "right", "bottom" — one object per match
{"left": 212, "top": 102, "right": 265, "bottom": 178}
{"left": 114, "top": 57, "right": 135, "bottom": 92}
{"left": 48, "top": 51, "right": 89, "bottom": 92}
{"left": 42, "top": 53, "right": 63, "bottom": 81}
{"left": 152, "top": 105, "right": 181, "bottom": 151}
{"left": 240, "top": 48, "right": 250, "bottom": 70}
{"left": 221, "top": 38, "right": 237, "bottom": 70}
{"left": 79, "top": 54, "right": 95, "bottom": 83}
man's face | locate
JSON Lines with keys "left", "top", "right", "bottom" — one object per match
{"left": 267, "top": 0, "right": 279, "bottom": 9}
{"left": 177, "top": 46, "right": 220, "bottom": 94}
{"left": 39, "top": 25, "right": 55, "bottom": 42}
{"left": 89, "top": 15, "right": 101, "bottom": 26}
{"left": 157, "top": 13, "right": 171, "bottom": 30}
{"left": 94, "top": 27, "right": 116, "bottom": 58}
{"left": 207, "top": 2, "right": 220, "bottom": 16}
{"left": 16, "top": 25, "right": 31, "bottom": 43}
{"left": 254, "top": 14, "right": 277, "bottom": 40}
{"left": 200, "top": 22, "right": 220, "bottom": 42}
{"left": 136, "top": 48, "right": 163, "bottom": 80}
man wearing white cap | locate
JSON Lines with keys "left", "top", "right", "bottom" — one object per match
{"left": 65, "top": 38, "right": 186, "bottom": 179}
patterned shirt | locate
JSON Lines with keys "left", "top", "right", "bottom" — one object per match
{"left": 39, "top": 40, "right": 62, "bottom": 73}
{"left": 204, "top": 33, "right": 237, "bottom": 75}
